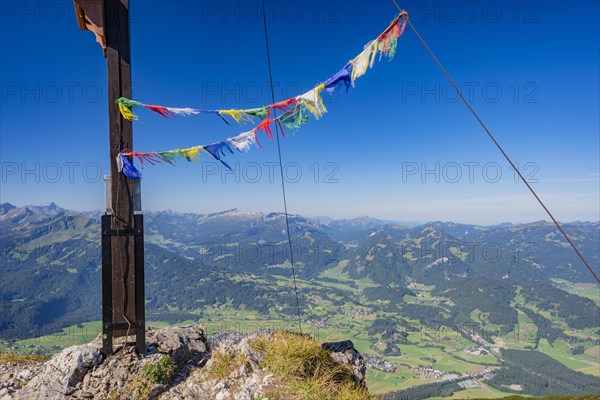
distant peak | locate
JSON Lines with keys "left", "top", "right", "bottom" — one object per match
{"left": 0, "top": 202, "right": 17, "bottom": 216}
{"left": 205, "top": 209, "right": 240, "bottom": 217}
{"left": 200, "top": 209, "right": 265, "bottom": 220}
{"left": 22, "top": 203, "right": 66, "bottom": 216}
{"left": 518, "top": 220, "right": 552, "bottom": 227}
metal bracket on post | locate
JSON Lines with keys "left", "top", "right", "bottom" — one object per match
{"left": 101, "top": 214, "right": 113, "bottom": 356}
{"left": 101, "top": 213, "right": 145, "bottom": 356}
{"left": 133, "top": 213, "right": 145, "bottom": 354}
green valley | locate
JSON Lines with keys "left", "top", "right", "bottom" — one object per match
{"left": 1, "top": 203, "right": 598, "bottom": 397}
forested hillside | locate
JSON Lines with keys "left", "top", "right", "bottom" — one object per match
{"left": 1, "top": 203, "right": 599, "bottom": 397}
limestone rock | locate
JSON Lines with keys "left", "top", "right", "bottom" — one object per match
{"left": 321, "top": 339, "right": 366, "bottom": 385}
{"left": 17, "top": 325, "right": 208, "bottom": 400}
{"left": 146, "top": 325, "right": 207, "bottom": 364}
{"left": 0, "top": 360, "right": 44, "bottom": 400}
{"left": 16, "top": 344, "right": 102, "bottom": 400}
{"left": 162, "top": 337, "right": 271, "bottom": 400}
{"left": 11, "top": 327, "right": 368, "bottom": 399}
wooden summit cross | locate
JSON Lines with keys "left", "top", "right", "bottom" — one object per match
{"left": 73, "top": 0, "right": 145, "bottom": 355}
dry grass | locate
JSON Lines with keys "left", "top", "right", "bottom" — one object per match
{"left": 205, "top": 350, "right": 250, "bottom": 381}
{"left": 476, "top": 397, "right": 600, "bottom": 400}
{"left": 0, "top": 353, "right": 48, "bottom": 364}
{"left": 250, "top": 332, "right": 374, "bottom": 400}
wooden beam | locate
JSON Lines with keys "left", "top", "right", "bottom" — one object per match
{"left": 103, "top": 0, "right": 144, "bottom": 355}
{"left": 73, "top": 0, "right": 106, "bottom": 56}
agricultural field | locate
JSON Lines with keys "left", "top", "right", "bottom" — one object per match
{"left": 2, "top": 266, "right": 598, "bottom": 398}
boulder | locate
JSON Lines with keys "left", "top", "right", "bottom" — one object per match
{"left": 321, "top": 340, "right": 366, "bottom": 385}
{"left": 16, "top": 344, "right": 102, "bottom": 400}
{"left": 146, "top": 325, "right": 207, "bottom": 364}
{"left": 162, "top": 337, "right": 271, "bottom": 400}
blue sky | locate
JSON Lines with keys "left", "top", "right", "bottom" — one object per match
{"left": 1, "top": 0, "right": 598, "bottom": 224}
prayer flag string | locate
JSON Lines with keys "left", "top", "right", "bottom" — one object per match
{"left": 118, "top": 11, "right": 408, "bottom": 179}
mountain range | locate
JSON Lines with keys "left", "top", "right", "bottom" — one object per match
{"left": 1, "top": 202, "right": 599, "bottom": 396}
{"left": 2, "top": 202, "right": 598, "bottom": 338}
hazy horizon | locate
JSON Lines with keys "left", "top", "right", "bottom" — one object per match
{"left": 2, "top": 200, "right": 599, "bottom": 227}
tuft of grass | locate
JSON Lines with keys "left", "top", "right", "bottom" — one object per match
{"left": 206, "top": 351, "right": 250, "bottom": 381}
{"left": 0, "top": 353, "right": 48, "bottom": 364}
{"left": 251, "top": 332, "right": 374, "bottom": 400}
{"left": 466, "top": 397, "right": 600, "bottom": 400}
{"left": 141, "top": 355, "right": 174, "bottom": 385}
{"left": 127, "top": 376, "right": 151, "bottom": 400}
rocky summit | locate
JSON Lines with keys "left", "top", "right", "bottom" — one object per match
{"left": 3, "top": 325, "right": 368, "bottom": 400}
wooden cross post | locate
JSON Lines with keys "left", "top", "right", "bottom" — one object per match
{"left": 103, "top": 0, "right": 145, "bottom": 356}
{"left": 74, "top": 0, "right": 145, "bottom": 355}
